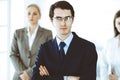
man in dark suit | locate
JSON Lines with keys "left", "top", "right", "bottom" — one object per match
{"left": 32, "top": 1, "right": 97, "bottom": 80}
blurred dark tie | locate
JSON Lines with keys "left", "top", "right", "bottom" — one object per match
{"left": 59, "top": 42, "right": 66, "bottom": 61}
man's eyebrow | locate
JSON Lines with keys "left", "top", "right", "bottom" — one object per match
{"left": 55, "top": 16, "right": 71, "bottom": 18}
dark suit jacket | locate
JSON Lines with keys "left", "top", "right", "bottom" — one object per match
{"left": 10, "top": 26, "right": 52, "bottom": 80}
{"left": 32, "top": 32, "right": 97, "bottom": 80}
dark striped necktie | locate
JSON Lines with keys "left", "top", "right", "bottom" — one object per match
{"left": 59, "top": 42, "right": 66, "bottom": 61}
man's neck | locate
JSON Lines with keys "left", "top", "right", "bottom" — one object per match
{"left": 56, "top": 32, "right": 71, "bottom": 41}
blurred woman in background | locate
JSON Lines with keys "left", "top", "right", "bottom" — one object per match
{"left": 100, "top": 10, "right": 120, "bottom": 80}
{"left": 10, "top": 4, "right": 52, "bottom": 80}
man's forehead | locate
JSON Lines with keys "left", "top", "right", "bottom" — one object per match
{"left": 54, "top": 8, "right": 71, "bottom": 17}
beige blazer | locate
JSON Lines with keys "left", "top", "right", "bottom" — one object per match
{"left": 10, "top": 26, "right": 52, "bottom": 80}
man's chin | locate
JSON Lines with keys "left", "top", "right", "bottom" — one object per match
{"left": 61, "top": 32, "right": 67, "bottom": 35}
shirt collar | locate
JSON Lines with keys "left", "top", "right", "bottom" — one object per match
{"left": 27, "top": 25, "right": 39, "bottom": 36}
{"left": 56, "top": 33, "right": 73, "bottom": 47}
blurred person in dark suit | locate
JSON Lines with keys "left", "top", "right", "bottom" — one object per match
{"left": 32, "top": 1, "right": 97, "bottom": 80}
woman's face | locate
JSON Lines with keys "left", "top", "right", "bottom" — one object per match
{"left": 115, "top": 17, "right": 120, "bottom": 33}
{"left": 27, "top": 6, "right": 40, "bottom": 25}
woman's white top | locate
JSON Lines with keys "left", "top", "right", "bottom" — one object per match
{"left": 100, "top": 35, "right": 120, "bottom": 80}
{"left": 27, "top": 25, "right": 39, "bottom": 50}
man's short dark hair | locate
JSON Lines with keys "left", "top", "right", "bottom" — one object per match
{"left": 49, "top": 1, "right": 75, "bottom": 20}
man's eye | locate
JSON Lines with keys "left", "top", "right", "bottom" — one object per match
{"left": 56, "top": 17, "right": 62, "bottom": 20}
{"left": 65, "top": 17, "right": 69, "bottom": 20}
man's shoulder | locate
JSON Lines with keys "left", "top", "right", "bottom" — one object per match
{"left": 79, "top": 37, "right": 94, "bottom": 45}
{"left": 73, "top": 32, "right": 95, "bottom": 47}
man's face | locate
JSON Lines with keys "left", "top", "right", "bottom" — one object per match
{"left": 52, "top": 8, "right": 73, "bottom": 37}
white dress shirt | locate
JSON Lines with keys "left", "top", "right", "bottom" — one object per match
{"left": 56, "top": 33, "right": 73, "bottom": 55}
{"left": 100, "top": 35, "right": 120, "bottom": 80}
{"left": 27, "top": 25, "right": 39, "bottom": 50}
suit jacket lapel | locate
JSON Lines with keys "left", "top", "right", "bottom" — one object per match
{"left": 63, "top": 32, "right": 82, "bottom": 62}
{"left": 31, "top": 26, "right": 43, "bottom": 54}
{"left": 52, "top": 38, "right": 61, "bottom": 62}
{"left": 23, "top": 28, "right": 31, "bottom": 58}
{"left": 31, "top": 27, "right": 42, "bottom": 52}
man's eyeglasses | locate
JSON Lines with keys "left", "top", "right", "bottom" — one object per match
{"left": 53, "top": 16, "right": 73, "bottom": 22}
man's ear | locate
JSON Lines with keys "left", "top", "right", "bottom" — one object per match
{"left": 50, "top": 18, "right": 54, "bottom": 25}
{"left": 50, "top": 18, "right": 53, "bottom": 22}
{"left": 72, "top": 17, "right": 74, "bottom": 22}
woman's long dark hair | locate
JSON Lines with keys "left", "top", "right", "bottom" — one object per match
{"left": 113, "top": 10, "right": 120, "bottom": 37}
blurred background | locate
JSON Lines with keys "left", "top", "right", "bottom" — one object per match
{"left": 0, "top": 0, "right": 120, "bottom": 80}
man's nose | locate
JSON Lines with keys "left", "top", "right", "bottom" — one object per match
{"left": 60, "top": 19, "right": 66, "bottom": 25}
